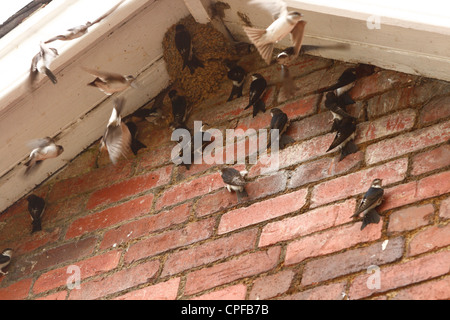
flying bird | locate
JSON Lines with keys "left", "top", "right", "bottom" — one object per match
{"left": 100, "top": 98, "right": 132, "bottom": 164}
{"left": 125, "top": 122, "right": 146, "bottom": 156}
{"left": 351, "top": 179, "right": 384, "bottom": 230}
{"left": 24, "top": 137, "right": 64, "bottom": 176}
{"left": 268, "top": 108, "right": 293, "bottom": 149}
{"left": 29, "top": 42, "right": 59, "bottom": 86}
{"left": 220, "top": 167, "right": 248, "bottom": 202}
{"left": 26, "top": 194, "right": 46, "bottom": 234}
{"left": 225, "top": 60, "right": 246, "bottom": 102}
{"left": 244, "top": 73, "right": 267, "bottom": 117}
{"left": 169, "top": 89, "right": 190, "bottom": 129}
{"left": 44, "top": 0, "right": 125, "bottom": 43}
{"left": 175, "top": 24, "right": 204, "bottom": 74}
{"left": 243, "top": 0, "right": 306, "bottom": 64}
{"left": 0, "top": 249, "right": 13, "bottom": 276}
{"left": 326, "top": 116, "right": 358, "bottom": 161}
{"left": 83, "top": 67, "right": 137, "bottom": 95}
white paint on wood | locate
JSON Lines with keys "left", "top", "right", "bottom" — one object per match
{"left": 183, "top": 0, "right": 211, "bottom": 24}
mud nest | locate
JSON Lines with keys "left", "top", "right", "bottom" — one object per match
{"left": 162, "top": 15, "right": 236, "bottom": 105}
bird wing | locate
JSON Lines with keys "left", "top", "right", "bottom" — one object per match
{"left": 0, "top": 255, "right": 10, "bottom": 264}
{"left": 90, "top": 0, "right": 125, "bottom": 25}
{"left": 222, "top": 168, "right": 246, "bottom": 186}
{"left": 290, "top": 20, "right": 307, "bottom": 56}
{"left": 27, "top": 137, "right": 54, "bottom": 150}
{"left": 271, "top": 112, "right": 288, "bottom": 132}
{"left": 356, "top": 187, "right": 384, "bottom": 214}
{"left": 82, "top": 67, "right": 124, "bottom": 82}
{"left": 249, "top": 0, "right": 288, "bottom": 20}
{"left": 104, "top": 122, "right": 132, "bottom": 164}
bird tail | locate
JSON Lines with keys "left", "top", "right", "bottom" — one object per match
{"left": 131, "top": 139, "right": 146, "bottom": 155}
{"left": 31, "top": 220, "right": 42, "bottom": 233}
{"left": 339, "top": 139, "right": 358, "bottom": 161}
{"left": 24, "top": 160, "right": 43, "bottom": 176}
{"left": 187, "top": 54, "right": 204, "bottom": 74}
{"left": 243, "top": 27, "right": 272, "bottom": 64}
{"left": 236, "top": 188, "right": 248, "bottom": 203}
{"left": 339, "top": 91, "right": 356, "bottom": 106}
{"left": 253, "top": 99, "right": 266, "bottom": 117}
{"left": 360, "top": 209, "right": 381, "bottom": 230}
{"left": 44, "top": 68, "right": 57, "bottom": 84}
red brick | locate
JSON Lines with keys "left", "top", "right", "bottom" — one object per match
{"left": 441, "top": 197, "right": 450, "bottom": 219}
{"left": 100, "top": 202, "right": 192, "bottom": 250}
{"left": 355, "top": 109, "right": 416, "bottom": 144}
{"left": 162, "top": 228, "right": 258, "bottom": 277}
{"left": 218, "top": 188, "right": 308, "bottom": 234}
{"left": 36, "top": 291, "right": 67, "bottom": 300}
{"left": 68, "top": 260, "right": 160, "bottom": 300}
{"left": 259, "top": 199, "right": 356, "bottom": 247}
{"left": 15, "top": 228, "right": 61, "bottom": 255}
{"left": 114, "top": 278, "right": 180, "bottom": 300}
{"left": 0, "top": 278, "right": 32, "bottom": 300}
{"left": 86, "top": 166, "right": 172, "bottom": 210}
{"left": 191, "top": 284, "right": 247, "bottom": 300}
{"left": 235, "top": 112, "right": 272, "bottom": 133}
{"left": 285, "top": 221, "right": 382, "bottom": 266}
{"left": 124, "top": 218, "right": 215, "bottom": 263}
{"left": 195, "top": 189, "right": 238, "bottom": 217}
{"left": 379, "top": 171, "right": 450, "bottom": 211}
{"left": 65, "top": 194, "right": 154, "bottom": 239}
{"left": 390, "top": 277, "right": 450, "bottom": 300}
{"left": 277, "top": 95, "right": 318, "bottom": 120}
{"left": 57, "top": 148, "right": 97, "bottom": 181}
{"left": 282, "top": 282, "right": 346, "bottom": 300}
{"left": 287, "top": 111, "right": 333, "bottom": 142}
{"left": 388, "top": 204, "right": 434, "bottom": 233}
{"left": 301, "top": 237, "right": 404, "bottom": 286}
{"left": 311, "top": 158, "right": 408, "bottom": 208}
{"left": 184, "top": 246, "right": 281, "bottom": 295}
{"left": 419, "top": 95, "right": 450, "bottom": 124}
{"left": 408, "top": 224, "right": 450, "bottom": 256}
{"left": 249, "top": 270, "right": 295, "bottom": 300}
{"left": 33, "top": 250, "right": 121, "bottom": 294}
{"left": 155, "top": 172, "right": 223, "bottom": 210}
{"left": 44, "top": 195, "right": 87, "bottom": 225}
{"left": 137, "top": 146, "right": 173, "bottom": 171}
{"left": 288, "top": 152, "right": 363, "bottom": 189}
{"left": 365, "top": 120, "right": 450, "bottom": 165}
{"left": 34, "top": 237, "right": 97, "bottom": 272}
{"left": 411, "top": 144, "right": 450, "bottom": 175}
{"left": 348, "top": 250, "right": 450, "bottom": 299}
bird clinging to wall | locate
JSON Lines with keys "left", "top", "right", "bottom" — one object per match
{"left": 220, "top": 167, "right": 249, "bottom": 202}
{"left": 26, "top": 194, "right": 46, "bottom": 234}
{"left": 225, "top": 59, "right": 246, "bottom": 102}
{"left": 351, "top": 179, "right": 384, "bottom": 230}
{"left": 169, "top": 89, "right": 190, "bottom": 130}
{"left": 0, "top": 249, "right": 13, "bottom": 276}
{"left": 244, "top": 73, "right": 267, "bottom": 117}
{"left": 175, "top": 24, "right": 204, "bottom": 74}
{"left": 268, "top": 107, "right": 294, "bottom": 150}
{"left": 326, "top": 115, "right": 358, "bottom": 161}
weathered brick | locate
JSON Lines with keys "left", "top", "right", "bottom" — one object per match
{"left": 301, "top": 237, "right": 404, "bottom": 286}
{"left": 86, "top": 166, "right": 172, "bottom": 210}
{"left": 65, "top": 194, "right": 154, "bottom": 239}
{"left": 419, "top": 95, "right": 450, "bottom": 124}
{"left": 387, "top": 204, "right": 434, "bottom": 233}
{"left": 114, "top": 277, "right": 180, "bottom": 300}
{"left": 285, "top": 221, "right": 382, "bottom": 265}
{"left": 184, "top": 246, "right": 281, "bottom": 295}
{"left": 408, "top": 224, "right": 450, "bottom": 256}
{"left": 0, "top": 278, "right": 32, "bottom": 300}
{"left": 44, "top": 195, "right": 87, "bottom": 225}
{"left": 100, "top": 202, "right": 192, "bottom": 250}
{"left": 441, "top": 197, "right": 450, "bottom": 219}
{"left": 137, "top": 146, "right": 174, "bottom": 171}
{"left": 36, "top": 291, "right": 67, "bottom": 300}
{"left": 411, "top": 144, "right": 450, "bottom": 176}
{"left": 287, "top": 111, "right": 332, "bottom": 142}
{"left": 15, "top": 228, "right": 61, "bottom": 256}
{"left": 56, "top": 148, "right": 97, "bottom": 181}
{"left": 288, "top": 152, "right": 363, "bottom": 189}
{"left": 124, "top": 218, "right": 215, "bottom": 263}
{"left": 310, "top": 158, "right": 408, "bottom": 208}
{"left": 155, "top": 172, "right": 223, "bottom": 210}
{"left": 281, "top": 282, "right": 346, "bottom": 300}
{"left": 191, "top": 283, "right": 247, "bottom": 300}
{"left": 390, "top": 277, "right": 450, "bottom": 300}
{"left": 218, "top": 188, "right": 308, "bottom": 234}
{"left": 33, "top": 250, "right": 121, "bottom": 294}
{"left": 277, "top": 94, "right": 318, "bottom": 120}
{"left": 348, "top": 250, "right": 450, "bottom": 299}
{"left": 162, "top": 228, "right": 258, "bottom": 277}
{"left": 260, "top": 199, "right": 355, "bottom": 247}
{"left": 68, "top": 260, "right": 160, "bottom": 300}
{"left": 249, "top": 270, "right": 295, "bottom": 300}
{"left": 365, "top": 120, "right": 450, "bottom": 165}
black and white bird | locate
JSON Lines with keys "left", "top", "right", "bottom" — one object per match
{"left": 177, "top": 123, "right": 213, "bottom": 170}
{"left": 325, "top": 91, "right": 355, "bottom": 132}
{"left": 244, "top": 73, "right": 267, "bottom": 118}
{"left": 220, "top": 168, "right": 248, "bottom": 202}
{"left": 225, "top": 60, "right": 246, "bottom": 102}
{"left": 268, "top": 108, "right": 293, "bottom": 149}
{"left": 351, "top": 179, "right": 384, "bottom": 230}
{"left": 83, "top": 67, "right": 137, "bottom": 95}
{"left": 169, "top": 89, "right": 189, "bottom": 129}
{"left": 243, "top": 0, "right": 306, "bottom": 65}
{"left": 44, "top": 0, "right": 124, "bottom": 43}
{"left": 125, "top": 122, "right": 146, "bottom": 156}
{"left": 0, "top": 248, "right": 13, "bottom": 276}
{"left": 326, "top": 116, "right": 358, "bottom": 161}
{"left": 26, "top": 194, "right": 46, "bottom": 234}
{"left": 29, "top": 42, "right": 59, "bottom": 86}
{"left": 24, "top": 137, "right": 64, "bottom": 176}
{"left": 175, "top": 24, "right": 204, "bottom": 74}
{"left": 100, "top": 98, "right": 132, "bottom": 165}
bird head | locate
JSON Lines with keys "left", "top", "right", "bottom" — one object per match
{"left": 251, "top": 73, "right": 263, "bottom": 81}
{"left": 371, "top": 179, "right": 383, "bottom": 188}
{"left": 1, "top": 248, "right": 13, "bottom": 257}
{"left": 270, "top": 108, "right": 283, "bottom": 116}
{"left": 287, "top": 12, "right": 303, "bottom": 23}
{"left": 57, "top": 145, "right": 64, "bottom": 155}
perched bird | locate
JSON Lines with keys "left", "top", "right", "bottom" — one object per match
{"left": 326, "top": 116, "right": 358, "bottom": 161}
{"left": 177, "top": 123, "right": 212, "bottom": 170}
{"left": 351, "top": 179, "right": 384, "bottom": 230}
{"left": 125, "top": 122, "right": 146, "bottom": 156}
{"left": 225, "top": 60, "right": 246, "bottom": 102}
{"left": 100, "top": 98, "right": 132, "bottom": 164}
{"left": 268, "top": 108, "right": 293, "bottom": 149}
{"left": 29, "top": 42, "right": 59, "bottom": 86}
{"left": 44, "top": 0, "right": 125, "bottom": 43}
{"left": 175, "top": 24, "right": 204, "bottom": 74}
{"left": 325, "top": 91, "right": 355, "bottom": 132}
{"left": 169, "top": 89, "right": 189, "bottom": 129}
{"left": 24, "top": 137, "right": 64, "bottom": 176}
{"left": 26, "top": 194, "right": 46, "bottom": 234}
{"left": 244, "top": 73, "right": 267, "bottom": 118}
{"left": 0, "top": 249, "right": 13, "bottom": 276}
{"left": 243, "top": 0, "right": 306, "bottom": 64}
{"left": 220, "top": 168, "right": 248, "bottom": 202}
{"left": 83, "top": 67, "right": 137, "bottom": 95}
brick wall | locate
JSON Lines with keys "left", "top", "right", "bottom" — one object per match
{"left": 0, "top": 52, "right": 449, "bottom": 300}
